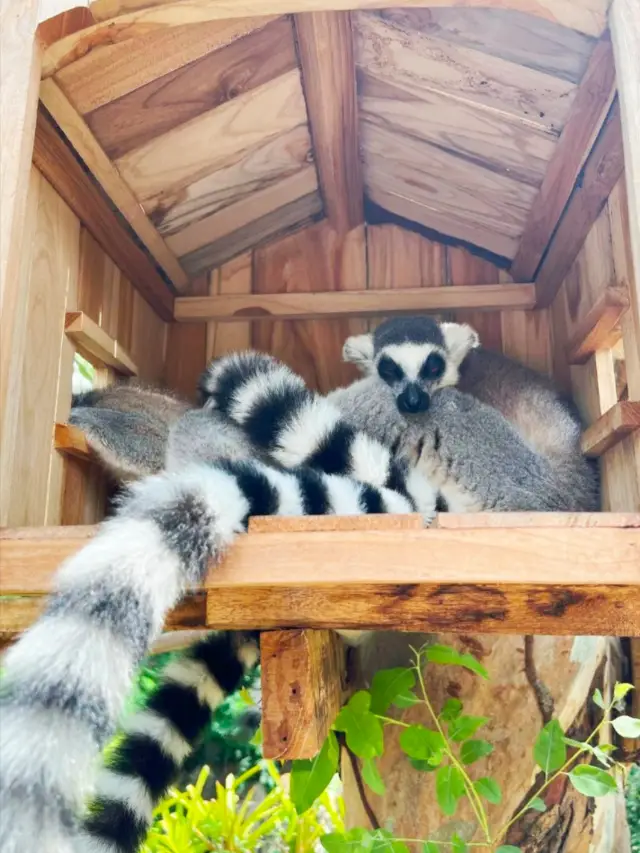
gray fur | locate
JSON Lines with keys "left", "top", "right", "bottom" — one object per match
{"left": 336, "top": 318, "right": 598, "bottom": 512}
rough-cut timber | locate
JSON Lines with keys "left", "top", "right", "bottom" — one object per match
{"left": 174, "top": 283, "right": 536, "bottom": 321}
{"left": 566, "top": 287, "right": 629, "bottom": 365}
{"left": 1, "top": 515, "right": 638, "bottom": 638}
{"left": 261, "top": 629, "right": 344, "bottom": 759}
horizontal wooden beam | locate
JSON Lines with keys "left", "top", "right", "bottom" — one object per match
{"left": 174, "top": 283, "right": 536, "bottom": 322}
{"left": 65, "top": 311, "right": 137, "bottom": 374}
{"left": 566, "top": 287, "right": 629, "bottom": 365}
{"left": 33, "top": 107, "right": 175, "bottom": 321}
{"left": 510, "top": 34, "right": 616, "bottom": 282}
{"left": 534, "top": 99, "right": 625, "bottom": 309}
{"left": 581, "top": 402, "right": 640, "bottom": 457}
{"left": 1, "top": 514, "right": 638, "bottom": 637}
{"left": 84, "top": 0, "right": 609, "bottom": 38}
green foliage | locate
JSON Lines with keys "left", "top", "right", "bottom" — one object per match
{"left": 142, "top": 761, "right": 343, "bottom": 853}
{"left": 399, "top": 725, "right": 445, "bottom": 765}
{"left": 370, "top": 668, "right": 416, "bottom": 715}
{"left": 291, "top": 732, "right": 340, "bottom": 815}
{"left": 333, "top": 691, "right": 384, "bottom": 759}
{"left": 435, "top": 765, "right": 465, "bottom": 816}
{"left": 611, "top": 715, "right": 640, "bottom": 738}
{"left": 460, "top": 739, "right": 493, "bottom": 765}
{"left": 568, "top": 765, "right": 617, "bottom": 797}
{"left": 422, "top": 645, "right": 488, "bottom": 680}
{"left": 533, "top": 719, "right": 566, "bottom": 776}
{"left": 448, "top": 716, "right": 488, "bottom": 743}
{"left": 474, "top": 777, "right": 501, "bottom": 806}
{"left": 626, "top": 764, "right": 640, "bottom": 853}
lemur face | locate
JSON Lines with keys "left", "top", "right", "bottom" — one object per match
{"left": 376, "top": 342, "right": 449, "bottom": 414}
{"left": 342, "top": 316, "right": 480, "bottom": 418}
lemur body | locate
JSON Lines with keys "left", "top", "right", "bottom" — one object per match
{"left": 0, "top": 352, "right": 437, "bottom": 853}
{"left": 331, "top": 316, "right": 599, "bottom": 512}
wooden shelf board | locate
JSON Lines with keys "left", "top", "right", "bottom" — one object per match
{"left": 1, "top": 513, "right": 638, "bottom": 637}
{"left": 566, "top": 287, "right": 629, "bottom": 365}
{"left": 581, "top": 401, "right": 640, "bottom": 457}
{"left": 174, "top": 283, "right": 536, "bottom": 322}
{"left": 54, "top": 423, "right": 92, "bottom": 461}
{"left": 65, "top": 310, "right": 137, "bottom": 374}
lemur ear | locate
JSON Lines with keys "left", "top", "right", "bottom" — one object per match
{"left": 342, "top": 333, "right": 375, "bottom": 372}
{"left": 440, "top": 322, "right": 480, "bottom": 366}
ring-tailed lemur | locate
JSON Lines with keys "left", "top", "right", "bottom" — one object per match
{"left": 328, "top": 316, "right": 599, "bottom": 512}
{"left": 0, "top": 352, "right": 437, "bottom": 853}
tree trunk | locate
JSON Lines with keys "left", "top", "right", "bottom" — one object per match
{"left": 342, "top": 633, "right": 632, "bottom": 852}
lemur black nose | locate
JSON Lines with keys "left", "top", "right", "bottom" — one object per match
{"left": 397, "top": 384, "right": 430, "bottom": 414}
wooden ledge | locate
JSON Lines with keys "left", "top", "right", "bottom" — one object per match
{"left": 566, "top": 287, "right": 629, "bottom": 365}
{"left": 1, "top": 513, "right": 638, "bottom": 638}
{"left": 65, "top": 311, "right": 137, "bottom": 375}
{"left": 581, "top": 401, "right": 640, "bottom": 456}
{"left": 174, "top": 284, "right": 536, "bottom": 323}
{"left": 54, "top": 424, "right": 92, "bottom": 461}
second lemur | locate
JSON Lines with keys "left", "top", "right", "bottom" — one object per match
{"left": 330, "top": 315, "right": 598, "bottom": 512}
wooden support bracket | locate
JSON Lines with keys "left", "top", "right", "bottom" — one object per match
{"left": 566, "top": 287, "right": 629, "bottom": 365}
{"left": 581, "top": 401, "right": 640, "bottom": 457}
{"left": 54, "top": 423, "right": 92, "bottom": 461}
{"left": 65, "top": 311, "right": 137, "bottom": 374}
{"left": 261, "top": 629, "right": 344, "bottom": 760}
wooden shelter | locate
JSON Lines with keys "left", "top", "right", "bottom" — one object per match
{"left": 1, "top": 0, "right": 639, "bottom": 849}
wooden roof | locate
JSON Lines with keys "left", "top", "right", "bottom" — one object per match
{"left": 37, "top": 0, "right": 616, "bottom": 308}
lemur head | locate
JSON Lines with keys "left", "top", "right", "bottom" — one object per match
{"left": 343, "top": 316, "right": 479, "bottom": 415}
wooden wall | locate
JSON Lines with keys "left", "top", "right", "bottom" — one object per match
{"left": 550, "top": 174, "right": 640, "bottom": 511}
{"left": 0, "top": 165, "right": 169, "bottom": 528}
{"left": 165, "top": 219, "right": 553, "bottom": 401}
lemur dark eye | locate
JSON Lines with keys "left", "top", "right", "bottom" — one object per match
{"left": 377, "top": 355, "right": 404, "bottom": 384}
{"left": 419, "top": 352, "right": 446, "bottom": 380}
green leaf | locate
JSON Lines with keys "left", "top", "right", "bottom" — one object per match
{"left": 448, "top": 715, "right": 488, "bottom": 743}
{"left": 496, "top": 847, "right": 522, "bottom": 852}
{"left": 322, "top": 829, "right": 370, "bottom": 852}
{"left": 592, "top": 746, "right": 614, "bottom": 767}
{"left": 474, "top": 776, "right": 502, "bottom": 805}
{"left": 399, "top": 725, "right": 445, "bottom": 764}
{"left": 333, "top": 691, "right": 384, "bottom": 759}
{"left": 370, "top": 831, "right": 410, "bottom": 853}
{"left": 440, "top": 698, "right": 463, "bottom": 722}
{"left": 393, "top": 691, "right": 419, "bottom": 709}
{"left": 422, "top": 844, "right": 440, "bottom": 853}
{"left": 611, "top": 715, "right": 640, "bottom": 738}
{"left": 451, "top": 834, "right": 467, "bottom": 853}
{"left": 409, "top": 758, "right": 439, "bottom": 773}
{"left": 592, "top": 688, "right": 605, "bottom": 710}
{"left": 568, "top": 765, "right": 617, "bottom": 797}
{"left": 563, "top": 736, "right": 585, "bottom": 750}
{"left": 362, "top": 758, "right": 386, "bottom": 796}
{"left": 534, "top": 719, "right": 566, "bottom": 775}
{"left": 424, "top": 644, "right": 489, "bottom": 679}
{"left": 369, "top": 668, "right": 416, "bottom": 715}
{"left": 613, "top": 683, "right": 634, "bottom": 702}
{"left": 529, "top": 796, "right": 547, "bottom": 812}
{"left": 460, "top": 739, "right": 494, "bottom": 765}
{"left": 435, "top": 765, "right": 465, "bottom": 816}
{"left": 290, "top": 731, "right": 339, "bottom": 814}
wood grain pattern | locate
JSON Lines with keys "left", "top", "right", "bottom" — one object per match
{"left": 166, "top": 166, "right": 318, "bottom": 257}
{"left": 366, "top": 223, "right": 446, "bottom": 291}
{"left": 179, "top": 190, "right": 322, "bottom": 275}
{"left": 2, "top": 516, "right": 638, "bottom": 636}
{"left": 501, "top": 310, "right": 553, "bottom": 376}
{"left": 116, "top": 68, "right": 308, "bottom": 205}
{"left": 54, "top": 16, "right": 276, "bottom": 113}
{"left": 511, "top": 35, "right": 616, "bottom": 280}
{"left": 374, "top": 7, "right": 595, "bottom": 84}
{"left": 147, "top": 123, "right": 312, "bottom": 236}
{"left": 535, "top": 100, "right": 625, "bottom": 308}
{"left": 87, "top": 0, "right": 611, "bottom": 41}
{"left": 175, "top": 283, "right": 536, "bottom": 321}
{"left": 295, "top": 11, "right": 363, "bottom": 233}
{"left": 249, "top": 513, "right": 424, "bottom": 532}
{"left": 566, "top": 287, "right": 629, "bottom": 365}
{"left": 32, "top": 108, "right": 174, "bottom": 320}
{"left": 358, "top": 70, "right": 555, "bottom": 190}
{"left": 84, "top": 17, "right": 296, "bottom": 159}
{"left": 40, "top": 79, "right": 187, "bottom": 291}
{"left": 362, "top": 123, "right": 536, "bottom": 256}
{"left": 163, "top": 275, "right": 209, "bottom": 401}
{"left": 206, "top": 254, "right": 252, "bottom": 362}
{"left": 261, "top": 629, "right": 343, "bottom": 759}
{"left": 37, "top": 6, "right": 94, "bottom": 48}
{"left": 129, "top": 289, "right": 168, "bottom": 382}
{"left": 581, "top": 402, "right": 640, "bottom": 457}
{"left": 354, "top": 11, "right": 577, "bottom": 136}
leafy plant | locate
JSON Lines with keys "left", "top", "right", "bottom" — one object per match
{"left": 142, "top": 760, "right": 343, "bottom": 853}
{"left": 286, "top": 642, "right": 639, "bottom": 852}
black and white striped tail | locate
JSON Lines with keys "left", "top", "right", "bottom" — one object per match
{"left": 199, "top": 351, "right": 437, "bottom": 522}
{"left": 0, "top": 456, "right": 415, "bottom": 852}
{"left": 78, "top": 631, "right": 258, "bottom": 853}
